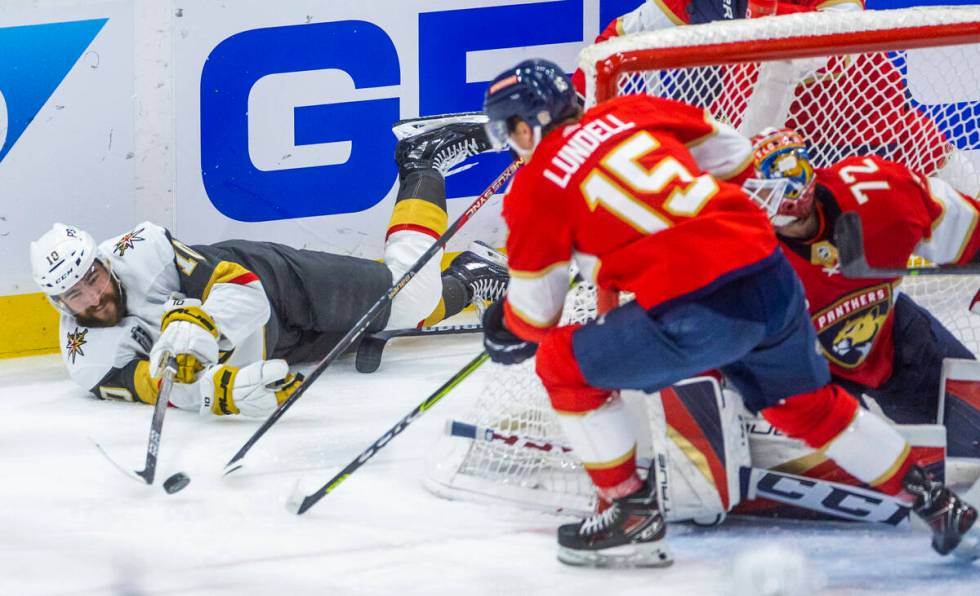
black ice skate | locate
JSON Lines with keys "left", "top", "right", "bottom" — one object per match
{"left": 394, "top": 115, "right": 495, "bottom": 179}
{"left": 904, "top": 464, "right": 980, "bottom": 560}
{"left": 444, "top": 241, "right": 509, "bottom": 310}
{"left": 557, "top": 473, "right": 672, "bottom": 568}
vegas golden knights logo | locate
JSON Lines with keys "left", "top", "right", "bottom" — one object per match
{"left": 66, "top": 328, "right": 88, "bottom": 364}
{"left": 813, "top": 284, "right": 891, "bottom": 368}
{"left": 114, "top": 227, "right": 146, "bottom": 256}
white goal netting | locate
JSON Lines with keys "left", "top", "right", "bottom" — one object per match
{"left": 425, "top": 7, "right": 980, "bottom": 515}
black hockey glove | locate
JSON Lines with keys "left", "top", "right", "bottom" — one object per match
{"left": 482, "top": 299, "right": 538, "bottom": 365}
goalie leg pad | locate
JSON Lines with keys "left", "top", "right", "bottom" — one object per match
{"left": 940, "top": 359, "right": 980, "bottom": 459}
{"left": 642, "top": 378, "right": 750, "bottom": 522}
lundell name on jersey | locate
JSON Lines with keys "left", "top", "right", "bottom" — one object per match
{"left": 544, "top": 115, "right": 636, "bottom": 189}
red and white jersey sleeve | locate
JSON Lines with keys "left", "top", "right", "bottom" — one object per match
{"left": 914, "top": 176, "right": 980, "bottom": 266}
{"left": 502, "top": 95, "right": 777, "bottom": 342}
{"left": 821, "top": 156, "right": 980, "bottom": 268}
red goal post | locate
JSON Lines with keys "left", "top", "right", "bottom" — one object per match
{"left": 580, "top": 7, "right": 980, "bottom": 106}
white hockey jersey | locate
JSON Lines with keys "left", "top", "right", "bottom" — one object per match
{"left": 59, "top": 222, "right": 270, "bottom": 410}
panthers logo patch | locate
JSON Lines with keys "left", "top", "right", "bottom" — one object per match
{"left": 813, "top": 284, "right": 891, "bottom": 368}
{"left": 66, "top": 328, "right": 88, "bottom": 364}
{"left": 114, "top": 227, "right": 145, "bottom": 256}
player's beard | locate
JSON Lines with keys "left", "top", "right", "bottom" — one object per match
{"left": 74, "top": 278, "right": 127, "bottom": 328}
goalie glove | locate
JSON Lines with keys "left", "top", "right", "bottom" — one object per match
{"left": 149, "top": 298, "right": 220, "bottom": 383}
{"left": 199, "top": 360, "right": 304, "bottom": 417}
{"left": 482, "top": 300, "right": 537, "bottom": 365}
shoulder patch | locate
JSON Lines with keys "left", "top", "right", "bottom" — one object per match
{"left": 66, "top": 327, "right": 89, "bottom": 364}
{"left": 113, "top": 226, "right": 146, "bottom": 257}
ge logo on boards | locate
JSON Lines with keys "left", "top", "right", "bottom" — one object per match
{"left": 199, "top": 2, "right": 593, "bottom": 222}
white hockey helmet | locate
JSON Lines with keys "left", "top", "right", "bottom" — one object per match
{"left": 30, "top": 223, "right": 101, "bottom": 298}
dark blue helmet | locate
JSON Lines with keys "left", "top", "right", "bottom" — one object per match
{"left": 483, "top": 59, "right": 578, "bottom": 155}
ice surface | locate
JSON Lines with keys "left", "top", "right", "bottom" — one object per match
{"left": 2, "top": 323, "right": 979, "bottom": 595}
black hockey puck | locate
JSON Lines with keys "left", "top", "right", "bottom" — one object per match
{"left": 163, "top": 472, "right": 190, "bottom": 494}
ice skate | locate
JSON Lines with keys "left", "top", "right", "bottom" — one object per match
{"left": 392, "top": 112, "right": 488, "bottom": 140}
{"left": 556, "top": 473, "right": 672, "bottom": 568}
{"left": 904, "top": 464, "right": 980, "bottom": 561}
{"left": 444, "top": 241, "right": 509, "bottom": 309}
{"left": 394, "top": 118, "right": 495, "bottom": 178}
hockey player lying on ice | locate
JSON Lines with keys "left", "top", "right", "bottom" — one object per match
{"left": 480, "top": 58, "right": 979, "bottom": 567}
{"left": 29, "top": 119, "right": 507, "bottom": 418}
{"left": 748, "top": 127, "right": 980, "bottom": 462}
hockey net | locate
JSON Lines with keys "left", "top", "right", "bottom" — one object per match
{"left": 424, "top": 7, "right": 980, "bottom": 515}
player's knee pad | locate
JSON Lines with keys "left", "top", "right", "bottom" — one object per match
{"left": 536, "top": 325, "right": 611, "bottom": 413}
{"left": 761, "top": 384, "right": 859, "bottom": 449}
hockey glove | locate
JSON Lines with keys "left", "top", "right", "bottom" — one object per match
{"left": 482, "top": 299, "right": 537, "bottom": 365}
{"left": 150, "top": 298, "right": 220, "bottom": 383}
{"left": 199, "top": 359, "right": 300, "bottom": 417}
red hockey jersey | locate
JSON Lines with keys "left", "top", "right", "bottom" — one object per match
{"left": 502, "top": 95, "right": 776, "bottom": 342}
{"left": 780, "top": 156, "right": 980, "bottom": 387}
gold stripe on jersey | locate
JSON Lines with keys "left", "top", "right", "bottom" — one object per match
{"left": 582, "top": 445, "right": 637, "bottom": 470}
{"left": 134, "top": 360, "right": 160, "bottom": 404}
{"left": 652, "top": 0, "right": 685, "bottom": 26}
{"left": 817, "top": 0, "right": 864, "bottom": 10}
{"left": 387, "top": 198, "right": 448, "bottom": 236}
{"left": 923, "top": 176, "right": 980, "bottom": 263}
{"left": 869, "top": 442, "right": 911, "bottom": 488}
{"left": 201, "top": 261, "right": 259, "bottom": 302}
{"left": 507, "top": 299, "right": 562, "bottom": 330}
{"left": 508, "top": 260, "right": 570, "bottom": 279}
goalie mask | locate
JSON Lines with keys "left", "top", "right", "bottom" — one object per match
{"left": 750, "top": 127, "right": 816, "bottom": 227}
{"left": 483, "top": 59, "right": 579, "bottom": 160}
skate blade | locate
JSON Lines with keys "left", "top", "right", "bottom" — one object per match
{"left": 557, "top": 542, "right": 673, "bottom": 569}
{"left": 467, "top": 241, "right": 508, "bottom": 267}
{"left": 392, "top": 112, "right": 488, "bottom": 140}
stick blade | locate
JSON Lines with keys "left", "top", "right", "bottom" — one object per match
{"left": 286, "top": 480, "right": 318, "bottom": 515}
{"left": 834, "top": 212, "right": 874, "bottom": 278}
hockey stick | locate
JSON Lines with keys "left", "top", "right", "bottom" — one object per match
{"left": 94, "top": 357, "right": 182, "bottom": 486}
{"left": 446, "top": 420, "right": 909, "bottom": 525}
{"left": 836, "top": 211, "right": 980, "bottom": 277}
{"left": 223, "top": 160, "right": 521, "bottom": 476}
{"left": 287, "top": 352, "right": 490, "bottom": 515}
{"left": 355, "top": 323, "right": 483, "bottom": 373}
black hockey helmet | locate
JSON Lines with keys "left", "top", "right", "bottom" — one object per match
{"left": 483, "top": 59, "right": 578, "bottom": 157}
